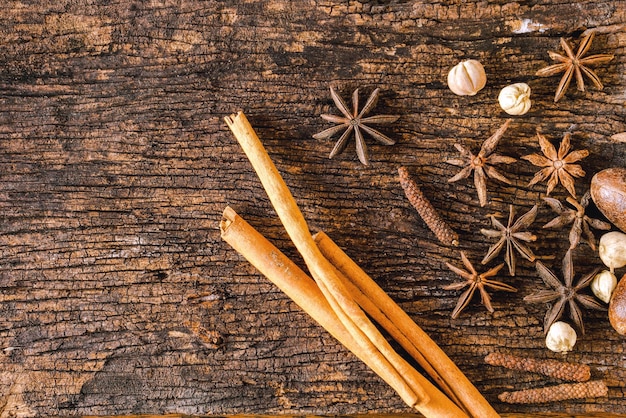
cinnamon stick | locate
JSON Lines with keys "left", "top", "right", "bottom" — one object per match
{"left": 224, "top": 112, "right": 429, "bottom": 409}
{"left": 313, "top": 231, "right": 499, "bottom": 418}
{"left": 220, "top": 206, "right": 468, "bottom": 417}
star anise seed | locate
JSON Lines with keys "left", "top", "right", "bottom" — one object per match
{"left": 313, "top": 86, "right": 399, "bottom": 166}
{"left": 481, "top": 204, "right": 538, "bottom": 276}
{"left": 522, "top": 131, "right": 589, "bottom": 197}
{"left": 524, "top": 250, "right": 604, "bottom": 335}
{"left": 444, "top": 251, "right": 517, "bottom": 319}
{"left": 536, "top": 32, "right": 614, "bottom": 102}
{"left": 447, "top": 119, "right": 517, "bottom": 207}
{"left": 543, "top": 192, "right": 612, "bottom": 251}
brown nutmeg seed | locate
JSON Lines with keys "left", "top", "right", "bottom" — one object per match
{"left": 591, "top": 168, "right": 626, "bottom": 233}
{"left": 608, "top": 273, "right": 626, "bottom": 335}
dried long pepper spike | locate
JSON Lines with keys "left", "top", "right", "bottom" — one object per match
{"left": 498, "top": 380, "right": 607, "bottom": 404}
{"left": 485, "top": 352, "right": 591, "bottom": 382}
{"left": 398, "top": 166, "right": 459, "bottom": 247}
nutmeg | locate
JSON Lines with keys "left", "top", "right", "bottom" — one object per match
{"left": 447, "top": 59, "right": 486, "bottom": 96}
{"left": 590, "top": 167, "right": 626, "bottom": 233}
{"left": 608, "top": 273, "right": 626, "bottom": 335}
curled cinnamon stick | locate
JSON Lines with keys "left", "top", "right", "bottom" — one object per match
{"left": 314, "top": 231, "right": 499, "bottom": 418}
{"left": 220, "top": 207, "right": 467, "bottom": 418}
{"left": 224, "top": 112, "right": 429, "bottom": 409}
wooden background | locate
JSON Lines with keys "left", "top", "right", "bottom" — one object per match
{"left": 0, "top": 0, "right": 625, "bottom": 416}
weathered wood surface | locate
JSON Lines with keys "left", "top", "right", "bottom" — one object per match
{"left": 0, "top": 0, "right": 625, "bottom": 416}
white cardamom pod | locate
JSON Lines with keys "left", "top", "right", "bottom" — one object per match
{"left": 599, "top": 231, "right": 626, "bottom": 273}
{"left": 545, "top": 321, "right": 577, "bottom": 354}
{"left": 447, "top": 59, "right": 486, "bottom": 96}
{"left": 498, "top": 83, "right": 532, "bottom": 115}
{"left": 591, "top": 270, "right": 617, "bottom": 303}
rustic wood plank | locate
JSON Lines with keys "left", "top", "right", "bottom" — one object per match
{"left": 0, "top": 0, "right": 625, "bottom": 416}
{"left": 78, "top": 414, "right": 626, "bottom": 418}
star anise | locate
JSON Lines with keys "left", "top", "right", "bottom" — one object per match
{"left": 313, "top": 86, "right": 399, "bottom": 166}
{"left": 481, "top": 204, "right": 538, "bottom": 276}
{"left": 543, "top": 192, "right": 611, "bottom": 251}
{"left": 447, "top": 119, "right": 517, "bottom": 207}
{"left": 536, "top": 32, "right": 614, "bottom": 102}
{"left": 444, "top": 251, "right": 517, "bottom": 319}
{"left": 523, "top": 250, "right": 604, "bottom": 334}
{"left": 522, "top": 131, "right": 588, "bottom": 197}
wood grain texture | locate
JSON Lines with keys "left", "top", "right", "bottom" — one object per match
{"left": 0, "top": 0, "right": 625, "bottom": 416}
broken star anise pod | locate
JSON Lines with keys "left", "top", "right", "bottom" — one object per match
{"left": 444, "top": 251, "right": 517, "bottom": 319}
{"left": 522, "top": 131, "right": 589, "bottom": 197}
{"left": 313, "top": 86, "right": 399, "bottom": 166}
{"left": 447, "top": 119, "right": 517, "bottom": 207}
{"left": 523, "top": 250, "right": 604, "bottom": 335}
{"left": 543, "top": 191, "right": 611, "bottom": 251}
{"left": 481, "top": 204, "right": 538, "bottom": 276}
{"left": 536, "top": 32, "right": 614, "bottom": 103}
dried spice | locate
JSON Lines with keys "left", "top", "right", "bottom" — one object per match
{"left": 524, "top": 250, "right": 604, "bottom": 334}
{"left": 447, "top": 119, "right": 517, "bottom": 207}
{"left": 398, "top": 166, "right": 459, "bottom": 247}
{"left": 447, "top": 59, "right": 486, "bottom": 96}
{"left": 498, "top": 83, "right": 532, "bottom": 116}
{"left": 609, "top": 271, "right": 626, "bottom": 335}
{"left": 498, "top": 380, "right": 607, "bottom": 404}
{"left": 444, "top": 251, "right": 517, "bottom": 319}
{"left": 226, "top": 112, "right": 500, "bottom": 417}
{"left": 545, "top": 321, "right": 577, "bottom": 353}
{"left": 536, "top": 32, "right": 614, "bottom": 103}
{"left": 313, "top": 86, "right": 399, "bottom": 166}
{"left": 599, "top": 231, "right": 626, "bottom": 273}
{"left": 543, "top": 192, "right": 611, "bottom": 251}
{"left": 591, "top": 270, "right": 618, "bottom": 304}
{"left": 522, "top": 131, "right": 589, "bottom": 197}
{"left": 484, "top": 352, "right": 591, "bottom": 382}
{"left": 480, "top": 204, "right": 538, "bottom": 276}
{"left": 591, "top": 167, "right": 626, "bottom": 233}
